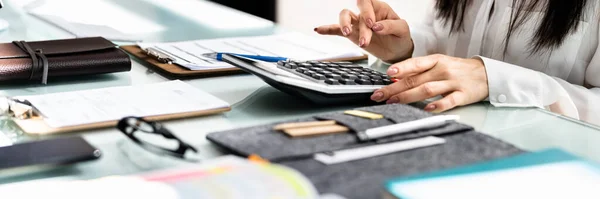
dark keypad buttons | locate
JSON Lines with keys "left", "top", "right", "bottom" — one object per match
{"left": 321, "top": 71, "right": 333, "bottom": 75}
{"left": 286, "top": 63, "right": 298, "bottom": 69}
{"left": 341, "top": 74, "right": 358, "bottom": 80}
{"left": 314, "top": 63, "right": 328, "bottom": 68}
{"left": 278, "top": 60, "right": 392, "bottom": 87}
{"left": 382, "top": 79, "right": 393, "bottom": 85}
{"left": 299, "top": 63, "right": 312, "bottom": 67}
{"left": 339, "top": 79, "right": 356, "bottom": 85}
{"left": 296, "top": 67, "right": 307, "bottom": 73}
{"left": 326, "top": 74, "right": 342, "bottom": 80}
{"left": 372, "top": 79, "right": 384, "bottom": 85}
{"left": 304, "top": 71, "right": 316, "bottom": 76}
{"left": 312, "top": 73, "right": 326, "bottom": 80}
{"left": 339, "top": 64, "right": 362, "bottom": 68}
{"left": 331, "top": 70, "right": 345, "bottom": 75}
{"left": 358, "top": 75, "right": 371, "bottom": 80}
{"left": 370, "top": 75, "right": 382, "bottom": 79}
{"left": 325, "top": 78, "right": 340, "bottom": 85}
{"left": 312, "top": 68, "right": 325, "bottom": 73}
{"left": 355, "top": 79, "right": 373, "bottom": 85}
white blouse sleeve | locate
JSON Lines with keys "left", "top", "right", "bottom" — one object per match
{"left": 477, "top": 55, "right": 600, "bottom": 126}
{"left": 407, "top": 5, "right": 438, "bottom": 57}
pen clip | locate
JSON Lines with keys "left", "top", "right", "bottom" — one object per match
{"left": 142, "top": 47, "right": 175, "bottom": 64}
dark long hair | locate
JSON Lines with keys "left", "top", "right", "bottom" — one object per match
{"left": 435, "top": 0, "right": 589, "bottom": 53}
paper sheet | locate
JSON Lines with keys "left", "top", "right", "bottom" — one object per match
{"left": 27, "top": 0, "right": 165, "bottom": 40}
{"left": 20, "top": 80, "right": 229, "bottom": 128}
{"left": 137, "top": 33, "right": 365, "bottom": 70}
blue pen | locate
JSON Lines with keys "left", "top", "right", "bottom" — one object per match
{"left": 202, "top": 52, "right": 289, "bottom": 62}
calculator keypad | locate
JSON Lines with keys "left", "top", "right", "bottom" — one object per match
{"left": 277, "top": 61, "right": 393, "bottom": 86}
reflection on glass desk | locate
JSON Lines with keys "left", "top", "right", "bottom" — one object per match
{"left": 1, "top": 0, "right": 600, "bottom": 188}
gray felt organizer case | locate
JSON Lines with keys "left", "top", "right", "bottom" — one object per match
{"left": 206, "top": 104, "right": 524, "bottom": 199}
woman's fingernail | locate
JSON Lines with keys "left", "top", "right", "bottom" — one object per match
{"left": 386, "top": 97, "right": 400, "bottom": 104}
{"left": 367, "top": 19, "right": 374, "bottom": 28}
{"left": 425, "top": 104, "right": 437, "bottom": 112}
{"left": 372, "top": 23, "right": 383, "bottom": 31}
{"left": 371, "top": 91, "right": 384, "bottom": 100}
{"left": 387, "top": 68, "right": 398, "bottom": 76}
{"left": 314, "top": 27, "right": 318, "bottom": 32}
{"left": 343, "top": 27, "right": 351, "bottom": 36}
{"left": 359, "top": 38, "right": 366, "bottom": 47}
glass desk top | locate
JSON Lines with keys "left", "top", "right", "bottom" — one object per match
{"left": 1, "top": 0, "right": 599, "bottom": 185}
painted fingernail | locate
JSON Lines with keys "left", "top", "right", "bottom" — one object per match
{"left": 387, "top": 68, "right": 398, "bottom": 76}
{"left": 372, "top": 23, "right": 383, "bottom": 31}
{"left": 366, "top": 18, "right": 374, "bottom": 28}
{"left": 371, "top": 91, "right": 384, "bottom": 101}
{"left": 359, "top": 38, "right": 366, "bottom": 47}
{"left": 343, "top": 27, "right": 351, "bottom": 36}
{"left": 424, "top": 104, "right": 437, "bottom": 112}
{"left": 386, "top": 97, "right": 400, "bottom": 104}
{"left": 314, "top": 27, "right": 318, "bottom": 32}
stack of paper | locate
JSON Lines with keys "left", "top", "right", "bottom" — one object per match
{"left": 137, "top": 33, "right": 365, "bottom": 70}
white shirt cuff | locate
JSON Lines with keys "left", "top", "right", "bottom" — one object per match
{"left": 474, "top": 56, "right": 545, "bottom": 108}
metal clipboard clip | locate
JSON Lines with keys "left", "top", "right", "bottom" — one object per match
{"left": 142, "top": 47, "right": 176, "bottom": 64}
{"left": 0, "top": 97, "right": 38, "bottom": 120}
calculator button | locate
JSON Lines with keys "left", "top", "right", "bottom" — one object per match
{"left": 341, "top": 74, "right": 358, "bottom": 80}
{"left": 372, "top": 79, "right": 384, "bottom": 85}
{"left": 331, "top": 70, "right": 345, "bottom": 75}
{"left": 304, "top": 71, "right": 316, "bottom": 76}
{"left": 370, "top": 75, "right": 382, "bottom": 79}
{"left": 277, "top": 60, "right": 286, "bottom": 65}
{"left": 312, "top": 68, "right": 325, "bottom": 73}
{"left": 326, "top": 74, "right": 342, "bottom": 80}
{"left": 339, "top": 78, "right": 357, "bottom": 85}
{"left": 327, "top": 63, "right": 340, "bottom": 67}
{"left": 382, "top": 79, "right": 393, "bottom": 85}
{"left": 311, "top": 73, "right": 327, "bottom": 80}
{"left": 355, "top": 79, "right": 373, "bottom": 85}
{"left": 351, "top": 68, "right": 363, "bottom": 72}
{"left": 286, "top": 63, "right": 298, "bottom": 69}
{"left": 299, "top": 63, "right": 312, "bottom": 67}
{"left": 320, "top": 61, "right": 331, "bottom": 64}
{"left": 325, "top": 78, "right": 341, "bottom": 85}
{"left": 321, "top": 71, "right": 333, "bottom": 76}
{"left": 313, "top": 63, "right": 328, "bottom": 68}
{"left": 296, "top": 67, "right": 306, "bottom": 73}
{"left": 339, "top": 64, "right": 363, "bottom": 68}
{"left": 358, "top": 75, "right": 370, "bottom": 80}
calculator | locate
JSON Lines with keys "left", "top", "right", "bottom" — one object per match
{"left": 222, "top": 54, "right": 392, "bottom": 104}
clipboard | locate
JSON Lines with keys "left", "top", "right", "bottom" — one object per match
{"left": 120, "top": 45, "right": 369, "bottom": 79}
{"left": 12, "top": 107, "right": 230, "bottom": 135}
{"left": 7, "top": 80, "right": 232, "bottom": 135}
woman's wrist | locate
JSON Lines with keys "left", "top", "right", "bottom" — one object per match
{"left": 381, "top": 38, "right": 415, "bottom": 64}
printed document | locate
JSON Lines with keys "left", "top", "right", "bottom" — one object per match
{"left": 19, "top": 80, "right": 229, "bottom": 128}
{"left": 137, "top": 33, "right": 365, "bottom": 70}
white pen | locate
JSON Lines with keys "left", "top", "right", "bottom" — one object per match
{"left": 357, "top": 115, "right": 460, "bottom": 141}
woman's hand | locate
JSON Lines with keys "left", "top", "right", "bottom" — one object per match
{"left": 314, "top": 0, "right": 414, "bottom": 63}
{"left": 371, "top": 54, "right": 489, "bottom": 113}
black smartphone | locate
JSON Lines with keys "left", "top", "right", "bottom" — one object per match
{"left": 0, "top": 136, "right": 101, "bottom": 170}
